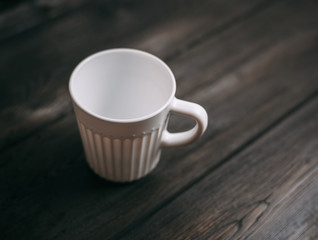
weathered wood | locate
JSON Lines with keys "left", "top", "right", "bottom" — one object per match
{"left": 119, "top": 92, "right": 318, "bottom": 240}
{"left": 0, "top": 0, "right": 88, "bottom": 42}
{"left": 1, "top": 0, "right": 318, "bottom": 239}
{"left": 169, "top": 0, "right": 318, "bottom": 97}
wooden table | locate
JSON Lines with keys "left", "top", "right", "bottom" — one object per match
{"left": 1, "top": 0, "right": 318, "bottom": 239}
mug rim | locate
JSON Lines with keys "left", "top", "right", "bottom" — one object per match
{"left": 69, "top": 48, "right": 176, "bottom": 123}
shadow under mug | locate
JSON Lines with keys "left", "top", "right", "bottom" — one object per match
{"left": 69, "top": 48, "right": 208, "bottom": 182}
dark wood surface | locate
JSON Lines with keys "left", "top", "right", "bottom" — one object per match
{"left": 1, "top": 0, "right": 318, "bottom": 239}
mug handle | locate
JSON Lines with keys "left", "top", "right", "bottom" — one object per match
{"left": 161, "top": 98, "right": 208, "bottom": 147}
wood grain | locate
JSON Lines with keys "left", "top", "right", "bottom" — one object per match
{"left": 119, "top": 92, "right": 318, "bottom": 240}
{"left": 0, "top": 0, "right": 88, "bottom": 42}
{"left": 1, "top": 0, "right": 318, "bottom": 239}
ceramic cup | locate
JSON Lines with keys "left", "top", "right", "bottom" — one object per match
{"left": 69, "top": 48, "right": 208, "bottom": 182}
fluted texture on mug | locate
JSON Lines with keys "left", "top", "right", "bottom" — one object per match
{"left": 78, "top": 121, "right": 161, "bottom": 182}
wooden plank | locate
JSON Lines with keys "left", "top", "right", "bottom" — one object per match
{"left": 1, "top": 0, "right": 318, "bottom": 239}
{"left": 126, "top": 0, "right": 276, "bottom": 60}
{"left": 246, "top": 167, "right": 318, "bottom": 239}
{"left": 0, "top": 0, "right": 88, "bottom": 42}
{"left": 168, "top": 0, "right": 318, "bottom": 97}
{"left": 1, "top": 2, "right": 318, "bottom": 240}
{"left": 0, "top": 0, "right": 266, "bottom": 151}
{"left": 118, "top": 91, "right": 318, "bottom": 240}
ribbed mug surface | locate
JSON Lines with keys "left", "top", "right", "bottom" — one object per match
{"left": 78, "top": 121, "right": 162, "bottom": 182}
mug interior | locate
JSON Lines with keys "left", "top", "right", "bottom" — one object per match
{"left": 70, "top": 49, "right": 175, "bottom": 122}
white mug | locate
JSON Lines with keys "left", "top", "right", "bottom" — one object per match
{"left": 69, "top": 49, "right": 208, "bottom": 182}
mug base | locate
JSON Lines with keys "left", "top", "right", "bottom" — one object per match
{"left": 87, "top": 152, "right": 161, "bottom": 183}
